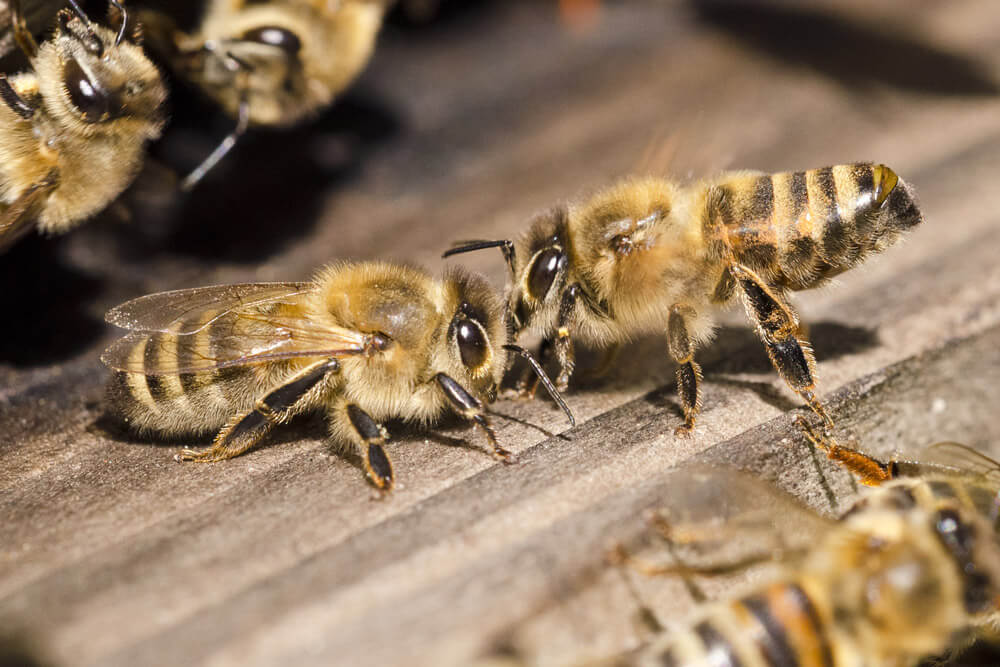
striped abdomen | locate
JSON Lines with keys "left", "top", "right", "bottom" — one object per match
{"left": 709, "top": 163, "right": 921, "bottom": 291}
{"left": 106, "top": 308, "right": 278, "bottom": 436}
{"left": 640, "top": 580, "right": 835, "bottom": 667}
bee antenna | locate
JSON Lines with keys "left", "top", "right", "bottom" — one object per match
{"left": 65, "top": 0, "right": 93, "bottom": 25}
{"left": 503, "top": 344, "right": 575, "bottom": 428}
{"left": 443, "top": 239, "right": 516, "bottom": 283}
{"left": 108, "top": 0, "right": 128, "bottom": 47}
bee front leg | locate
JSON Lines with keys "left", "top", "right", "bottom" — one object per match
{"left": 180, "top": 359, "right": 339, "bottom": 463}
{"left": 339, "top": 403, "right": 394, "bottom": 492}
{"left": 0, "top": 76, "right": 35, "bottom": 119}
{"left": 730, "top": 263, "right": 834, "bottom": 431}
{"left": 435, "top": 373, "right": 514, "bottom": 463}
{"left": 553, "top": 283, "right": 582, "bottom": 392}
{"left": 667, "top": 304, "right": 703, "bottom": 437}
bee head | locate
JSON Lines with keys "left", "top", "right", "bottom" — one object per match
{"left": 174, "top": 6, "right": 312, "bottom": 126}
{"left": 37, "top": 2, "right": 166, "bottom": 137}
{"left": 837, "top": 506, "right": 1000, "bottom": 656}
{"left": 511, "top": 206, "right": 572, "bottom": 334}
{"left": 442, "top": 206, "right": 572, "bottom": 338}
{"left": 442, "top": 268, "right": 507, "bottom": 397}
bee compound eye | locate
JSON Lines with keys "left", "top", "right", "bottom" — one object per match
{"left": 63, "top": 59, "right": 118, "bottom": 122}
{"left": 241, "top": 26, "right": 302, "bottom": 56}
{"left": 526, "top": 248, "right": 564, "bottom": 301}
{"left": 456, "top": 319, "right": 488, "bottom": 369}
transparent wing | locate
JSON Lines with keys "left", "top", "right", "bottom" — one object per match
{"left": 101, "top": 283, "right": 373, "bottom": 374}
{"left": 630, "top": 465, "right": 835, "bottom": 564}
{"left": 105, "top": 282, "right": 311, "bottom": 333}
{"left": 911, "top": 442, "right": 1000, "bottom": 483}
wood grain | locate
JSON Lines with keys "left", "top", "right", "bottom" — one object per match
{"left": 1, "top": 1, "right": 999, "bottom": 665}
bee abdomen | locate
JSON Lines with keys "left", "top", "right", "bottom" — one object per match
{"left": 712, "top": 164, "right": 921, "bottom": 290}
{"left": 107, "top": 318, "right": 256, "bottom": 436}
{"left": 639, "top": 582, "right": 834, "bottom": 667}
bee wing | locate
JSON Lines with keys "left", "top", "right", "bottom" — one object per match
{"left": 102, "top": 283, "right": 372, "bottom": 374}
{"left": 637, "top": 465, "right": 835, "bottom": 557}
{"left": 911, "top": 442, "right": 1000, "bottom": 483}
{"left": 105, "top": 282, "right": 312, "bottom": 333}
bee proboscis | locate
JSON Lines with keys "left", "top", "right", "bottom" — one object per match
{"left": 102, "top": 260, "right": 573, "bottom": 492}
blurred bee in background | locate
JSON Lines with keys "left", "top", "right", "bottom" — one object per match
{"left": 138, "top": 0, "right": 391, "bottom": 190}
{"left": 613, "top": 432, "right": 1000, "bottom": 667}
{"left": 0, "top": 0, "right": 166, "bottom": 250}
{"left": 102, "top": 260, "right": 573, "bottom": 493}
{"left": 445, "top": 163, "right": 922, "bottom": 435}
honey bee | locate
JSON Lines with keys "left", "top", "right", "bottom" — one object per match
{"left": 137, "top": 0, "right": 390, "bottom": 189}
{"left": 101, "top": 261, "right": 573, "bottom": 492}
{"left": 445, "top": 163, "right": 922, "bottom": 435}
{"left": 0, "top": 0, "right": 166, "bottom": 250}
{"left": 616, "top": 436, "right": 1000, "bottom": 667}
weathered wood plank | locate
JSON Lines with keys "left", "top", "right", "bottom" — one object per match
{"left": 1, "top": 1, "right": 999, "bottom": 665}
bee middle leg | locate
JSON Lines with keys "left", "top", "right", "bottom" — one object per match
{"left": 730, "top": 263, "right": 834, "bottom": 431}
{"left": 435, "top": 373, "right": 513, "bottom": 463}
{"left": 667, "top": 304, "right": 703, "bottom": 436}
{"left": 180, "top": 359, "right": 339, "bottom": 463}
{"left": 552, "top": 283, "right": 582, "bottom": 391}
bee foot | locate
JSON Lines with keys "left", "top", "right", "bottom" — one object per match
{"left": 673, "top": 424, "right": 694, "bottom": 438}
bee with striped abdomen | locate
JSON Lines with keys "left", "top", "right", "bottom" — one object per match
{"left": 445, "top": 163, "right": 921, "bottom": 435}
{"left": 0, "top": 0, "right": 166, "bottom": 250}
{"left": 137, "top": 0, "right": 390, "bottom": 189}
{"left": 616, "top": 435, "right": 1000, "bottom": 667}
{"left": 102, "top": 261, "right": 572, "bottom": 493}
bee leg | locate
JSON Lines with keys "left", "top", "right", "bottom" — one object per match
{"left": 180, "top": 359, "right": 339, "bottom": 463}
{"left": 0, "top": 76, "right": 35, "bottom": 119}
{"left": 341, "top": 403, "right": 394, "bottom": 492}
{"left": 0, "top": 169, "right": 58, "bottom": 251}
{"left": 511, "top": 338, "right": 552, "bottom": 399}
{"left": 9, "top": 0, "right": 39, "bottom": 59}
{"left": 435, "top": 373, "right": 514, "bottom": 463}
{"left": 794, "top": 416, "right": 894, "bottom": 485}
{"left": 730, "top": 263, "right": 834, "bottom": 432}
{"left": 179, "top": 95, "right": 250, "bottom": 191}
{"left": 667, "top": 305, "right": 703, "bottom": 437}
{"left": 553, "top": 283, "right": 582, "bottom": 392}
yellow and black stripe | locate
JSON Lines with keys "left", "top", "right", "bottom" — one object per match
{"left": 644, "top": 581, "right": 834, "bottom": 667}
{"left": 707, "top": 163, "right": 921, "bottom": 291}
{"left": 108, "top": 309, "right": 259, "bottom": 434}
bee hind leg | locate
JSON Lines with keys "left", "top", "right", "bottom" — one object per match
{"left": 435, "top": 373, "right": 513, "bottom": 463}
{"left": 794, "top": 416, "right": 894, "bottom": 485}
{"left": 180, "top": 359, "right": 339, "bottom": 463}
{"left": 667, "top": 304, "right": 703, "bottom": 437}
{"left": 730, "top": 263, "right": 834, "bottom": 431}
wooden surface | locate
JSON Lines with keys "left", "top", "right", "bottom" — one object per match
{"left": 2, "top": 1, "right": 1000, "bottom": 665}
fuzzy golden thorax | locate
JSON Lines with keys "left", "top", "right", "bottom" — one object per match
{"left": 509, "top": 179, "right": 720, "bottom": 348}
